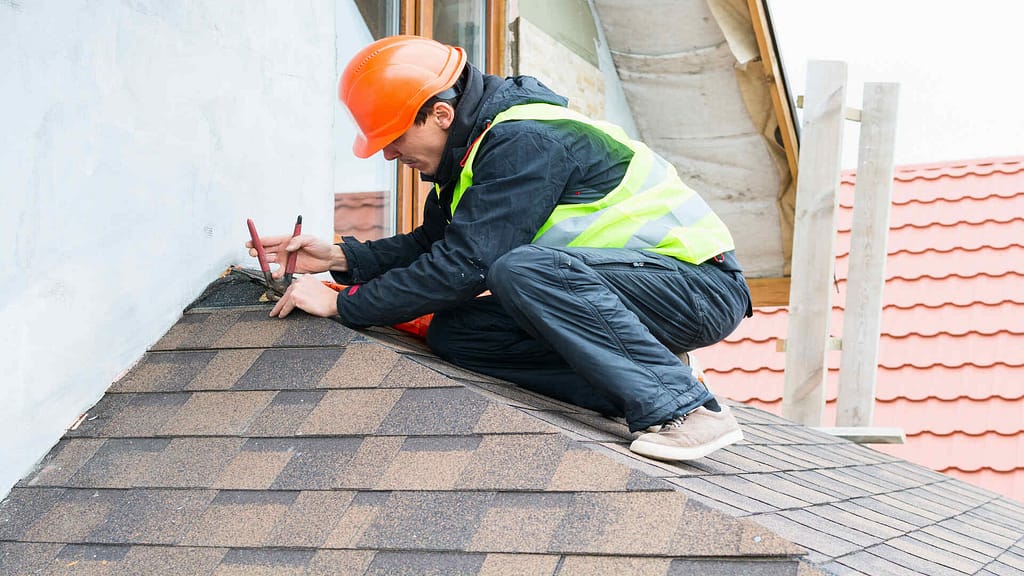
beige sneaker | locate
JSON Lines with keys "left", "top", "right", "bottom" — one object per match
{"left": 629, "top": 404, "right": 743, "bottom": 461}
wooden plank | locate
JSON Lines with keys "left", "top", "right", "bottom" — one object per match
{"left": 836, "top": 82, "right": 900, "bottom": 427}
{"left": 797, "top": 95, "right": 862, "bottom": 121}
{"left": 776, "top": 337, "right": 841, "bottom": 353}
{"left": 746, "top": 277, "right": 790, "bottom": 307}
{"left": 781, "top": 60, "right": 847, "bottom": 427}
{"left": 813, "top": 427, "right": 906, "bottom": 444}
{"left": 746, "top": 0, "right": 800, "bottom": 181}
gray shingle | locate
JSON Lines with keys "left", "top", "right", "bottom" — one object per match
{"left": 234, "top": 348, "right": 343, "bottom": 390}
{"left": 363, "top": 551, "right": 486, "bottom": 576}
{"left": 358, "top": 491, "right": 495, "bottom": 551}
{"left": 667, "top": 558, "right": 800, "bottom": 576}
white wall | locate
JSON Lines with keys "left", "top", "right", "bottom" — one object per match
{"left": 0, "top": 1, "right": 376, "bottom": 497}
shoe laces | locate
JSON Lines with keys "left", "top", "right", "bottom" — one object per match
{"left": 662, "top": 414, "right": 687, "bottom": 430}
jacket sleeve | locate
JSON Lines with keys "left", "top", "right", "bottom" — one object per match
{"left": 330, "top": 188, "right": 448, "bottom": 285}
{"left": 334, "top": 123, "right": 578, "bottom": 327}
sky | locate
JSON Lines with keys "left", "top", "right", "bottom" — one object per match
{"left": 767, "top": 0, "right": 1023, "bottom": 169}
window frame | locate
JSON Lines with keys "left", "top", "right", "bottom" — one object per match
{"left": 393, "top": 0, "right": 506, "bottom": 234}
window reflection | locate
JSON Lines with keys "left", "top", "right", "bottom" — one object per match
{"left": 433, "top": 0, "right": 486, "bottom": 69}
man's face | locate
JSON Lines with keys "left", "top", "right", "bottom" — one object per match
{"left": 381, "top": 102, "right": 453, "bottom": 176}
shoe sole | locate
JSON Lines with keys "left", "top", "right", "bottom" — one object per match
{"left": 628, "top": 428, "right": 744, "bottom": 462}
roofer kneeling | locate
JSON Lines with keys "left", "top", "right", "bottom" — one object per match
{"left": 247, "top": 35, "right": 754, "bottom": 461}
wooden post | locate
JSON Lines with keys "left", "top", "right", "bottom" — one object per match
{"left": 781, "top": 61, "right": 846, "bottom": 426}
{"left": 836, "top": 83, "right": 900, "bottom": 427}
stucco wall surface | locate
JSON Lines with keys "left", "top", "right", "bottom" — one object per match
{"left": 0, "top": 0, "right": 373, "bottom": 497}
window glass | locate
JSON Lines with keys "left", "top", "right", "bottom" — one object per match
{"left": 432, "top": 0, "right": 486, "bottom": 68}
{"left": 354, "top": 0, "right": 400, "bottom": 39}
{"left": 334, "top": 0, "right": 401, "bottom": 243}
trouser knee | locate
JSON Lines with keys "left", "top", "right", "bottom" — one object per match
{"left": 487, "top": 244, "right": 552, "bottom": 298}
{"left": 424, "top": 310, "right": 460, "bottom": 362}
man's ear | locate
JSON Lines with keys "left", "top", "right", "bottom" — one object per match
{"left": 433, "top": 102, "right": 455, "bottom": 130}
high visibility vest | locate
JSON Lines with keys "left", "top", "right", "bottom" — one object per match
{"left": 450, "top": 103, "right": 735, "bottom": 264}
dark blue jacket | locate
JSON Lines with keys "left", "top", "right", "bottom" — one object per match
{"left": 332, "top": 65, "right": 635, "bottom": 327}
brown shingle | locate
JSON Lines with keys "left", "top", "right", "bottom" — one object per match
{"left": 298, "top": 389, "right": 403, "bottom": 435}
{"left": 151, "top": 311, "right": 234, "bottom": 351}
{"left": 68, "top": 438, "right": 169, "bottom": 488}
{"left": 265, "top": 437, "right": 364, "bottom": 490}
{"left": 159, "top": 391, "right": 275, "bottom": 436}
{"left": 322, "top": 492, "right": 383, "bottom": 549}
{"left": 212, "top": 450, "right": 293, "bottom": 490}
{"left": 87, "top": 488, "right": 215, "bottom": 544}
{"left": 320, "top": 341, "right": 400, "bottom": 388}
{"left": 0, "top": 542, "right": 64, "bottom": 574}
{"left": 478, "top": 553, "right": 560, "bottom": 576}
{"left": 0, "top": 488, "right": 65, "bottom": 541}
{"left": 135, "top": 438, "right": 244, "bottom": 488}
{"left": 472, "top": 403, "right": 562, "bottom": 435}
{"left": 667, "top": 558, "right": 802, "bottom": 576}
{"left": 109, "top": 351, "right": 216, "bottom": 392}
{"left": 23, "top": 438, "right": 105, "bottom": 487}
{"left": 357, "top": 491, "right": 495, "bottom": 550}
{"left": 374, "top": 437, "right": 478, "bottom": 490}
{"left": 455, "top": 435, "right": 566, "bottom": 490}
{"left": 274, "top": 314, "right": 354, "bottom": 347}
{"left": 244, "top": 389, "right": 326, "bottom": 436}
{"left": 179, "top": 490, "right": 297, "bottom": 547}
{"left": 120, "top": 546, "right": 227, "bottom": 576}
{"left": 63, "top": 394, "right": 134, "bottom": 438}
{"left": 265, "top": 491, "right": 354, "bottom": 548}
{"left": 234, "top": 348, "right": 343, "bottom": 390}
{"left": 468, "top": 493, "right": 571, "bottom": 552}
{"left": 549, "top": 492, "right": 689, "bottom": 555}
{"left": 377, "top": 388, "right": 491, "bottom": 435}
{"left": 214, "top": 312, "right": 290, "bottom": 348}
{"left": 362, "top": 550, "right": 486, "bottom": 576}
{"left": 214, "top": 548, "right": 316, "bottom": 576}
{"left": 306, "top": 549, "right": 375, "bottom": 576}
{"left": 547, "top": 445, "right": 632, "bottom": 491}
{"left": 53, "top": 543, "right": 130, "bottom": 574}
{"left": 380, "top": 356, "right": 464, "bottom": 389}
{"left": 22, "top": 488, "right": 117, "bottom": 542}
{"left": 557, "top": 556, "right": 671, "bottom": 576}
{"left": 186, "top": 349, "right": 262, "bottom": 390}
{"left": 99, "top": 393, "right": 189, "bottom": 437}
{"left": 334, "top": 436, "right": 405, "bottom": 489}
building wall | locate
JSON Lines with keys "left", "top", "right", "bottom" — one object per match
{"left": 0, "top": 0, "right": 379, "bottom": 497}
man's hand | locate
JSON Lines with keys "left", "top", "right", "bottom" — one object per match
{"left": 270, "top": 275, "right": 340, "bottom": 318}
{"left": 246, "top": 234, "right": 348, "bottom": 279}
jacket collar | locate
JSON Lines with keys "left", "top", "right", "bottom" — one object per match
{"left": 423, "top": 64, "right": 501, "bottom": 187}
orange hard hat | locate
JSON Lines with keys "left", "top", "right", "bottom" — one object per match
{"left": 339, "top": 35, "right": 467, "bottom": 158}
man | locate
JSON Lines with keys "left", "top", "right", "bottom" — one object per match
{"left": 248, "top": 35, "right": 753, "bottom": 462}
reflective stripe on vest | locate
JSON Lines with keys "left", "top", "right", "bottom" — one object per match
{"left": 451, "top": 103, "right": 735, "bottom": 264}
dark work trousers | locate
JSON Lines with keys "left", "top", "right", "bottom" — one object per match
{"left": 426, "top": 245, "right": 752, "bottom": 432}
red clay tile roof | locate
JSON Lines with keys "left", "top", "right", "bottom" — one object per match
{"left": 334, "top": 191, "right": 388, "bottom": 242}
{"left": 699, "top": 156, "right": 1024, "bottom": 503}
{"left": 3, "top": 276, "right": 1024, "bottom": 575}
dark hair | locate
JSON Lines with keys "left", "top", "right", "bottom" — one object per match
{"left": 414, "top": 90, "right": 459, "bottom": 125}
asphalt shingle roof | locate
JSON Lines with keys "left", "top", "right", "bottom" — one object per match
{"left": 2, "top": 276, "right": 1023, "bottom": 575}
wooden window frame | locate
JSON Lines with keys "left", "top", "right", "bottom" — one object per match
{"left": 393, "top": 0, "right": 506, "bottom": 234}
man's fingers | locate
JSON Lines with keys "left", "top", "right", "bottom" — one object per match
{"left": 270, "top": 297, "right": 285, "bottom": 317}
{"left": 270, "top": 287, "right": 293, "bottom": 317}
